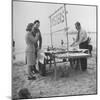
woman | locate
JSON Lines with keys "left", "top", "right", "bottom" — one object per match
{"left": 25, "top": 20, "right": 42, "bottom": 80}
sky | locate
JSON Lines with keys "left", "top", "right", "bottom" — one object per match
{"left": 13, "top": 1, "right": 96, "bottom": 51}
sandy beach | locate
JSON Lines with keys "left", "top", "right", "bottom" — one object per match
{"left": 12, "top": 2, "right": 97, "bottom": 99}
{"left": 12, "top": 48, "right": 97, "bottom": 99}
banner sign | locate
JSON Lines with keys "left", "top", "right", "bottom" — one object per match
{"left": 51, "top": 11, "right": 64, "bottom": 27}
{"left": 50, "top": 6, "right": 66, "bottom": 32}
{"left": 50, "top": 6, "right": 65, "bottom": 27}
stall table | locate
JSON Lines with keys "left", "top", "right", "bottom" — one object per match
{"left": 44, "top": 49, "right": 91, "bottom": 80}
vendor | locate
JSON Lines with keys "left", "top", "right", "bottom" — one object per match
{"left": 71, "top": 21, "right": 90, "bottom": 71}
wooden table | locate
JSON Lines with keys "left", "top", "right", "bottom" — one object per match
{"left": 44, "top": 49, "right": 91, "bottom": 80}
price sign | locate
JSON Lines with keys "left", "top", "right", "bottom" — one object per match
{"left": 50, "top": 6, "right": 66, "bottom": 32}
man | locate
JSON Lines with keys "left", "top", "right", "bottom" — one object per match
{"left": 32, "top": 20, "right": 46, "bottom": 76}
{"left": 32, "top": 20, "right": 42, "bottom": 50}
{"left": 71, "top": 21, "right": 89, "bottom": 71}
{"left": 31, "top": 20, "right": 43, "bottom": 74}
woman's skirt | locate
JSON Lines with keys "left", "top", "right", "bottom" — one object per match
{"left": 26, "top": 52, "right": 36, "bottom": 66}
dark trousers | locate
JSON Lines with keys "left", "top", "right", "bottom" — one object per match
{"left": 38, "top": 59, "right": 46, "bottom": 76}
{"left": 69, "top": 39, "right": 92, "bottom": 71}
{"left": 79, "top": 40, "right": 89, "bottom": 71}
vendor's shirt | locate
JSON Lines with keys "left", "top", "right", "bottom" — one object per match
{"left": 76, "top": 29, "right": 88, "bottom": 44}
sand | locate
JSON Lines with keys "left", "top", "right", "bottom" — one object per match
{"left": 12, "top": 50, "right": 97, "bottom": 99}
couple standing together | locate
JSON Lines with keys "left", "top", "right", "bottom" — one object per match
{"left": 25, "top": 20, "right": 42, "bottom": 80}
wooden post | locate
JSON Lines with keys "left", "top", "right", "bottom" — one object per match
{"left": 53, "top": 54, "right": 57, "bottom": 80}
{"left": 64, "top": 4, "right": 69, "bottom": 51}
{"left": 50, "top": 17, "right": 53, "bottom": 48}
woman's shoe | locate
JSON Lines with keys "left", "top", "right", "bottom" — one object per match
{"left": 27, "top": 76, "right": 36, "bottom": 80}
